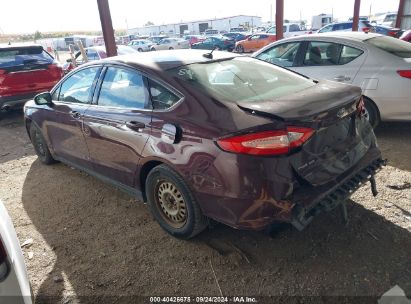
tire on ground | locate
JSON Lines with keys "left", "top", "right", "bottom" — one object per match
{"left": 145, "top": 164, "right": 208, "bottom": 239}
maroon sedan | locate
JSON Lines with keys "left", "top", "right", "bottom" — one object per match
{"left": 24, "top": 50, "right": 383, "bottom": 239}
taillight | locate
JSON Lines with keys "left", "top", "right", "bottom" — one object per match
{"left": 362, "top": 27, "right": 370, "bottom": 33}
{"left": 357, "top": 96, "right": 365, "bottom": 117}
{"left": 216, "top": 127, "right": 314, "bottom": 156}
{"left": 397, "top": 70, "right": 411, "bottom": 79}
{"left": 388, "top": 31, "right": 397, "bottom": 37}
{"left": 48, "top": 63, "right": 64, "bottom": 78}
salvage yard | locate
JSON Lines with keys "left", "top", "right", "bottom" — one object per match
{"left": 0, "top": 110, "right": 410, "bottom": 302}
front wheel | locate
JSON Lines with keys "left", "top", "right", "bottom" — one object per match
{"left": 137, "top": 48, "right": 143, "bottom": 52}
{"left": 236, "top": 45, "right": 244, "bottom": 53}
{"left": 146, "top": 165, "right": 208, "bottom": 239}
{"left": 169, "top": 47, "right": 174, "bottom": 50}
{"left": 29, "top": 124, "right": 57, "bottom": 165}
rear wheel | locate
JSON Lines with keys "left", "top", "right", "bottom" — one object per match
{"left": 137, "top": 48, "right": 143, "bottom": 52}
{"left": 169, "top": 47, "right": 174, "bottom": 50}
{"left": 146, "top": 165, "right": 208, "bottom": 239}
{"left": 151, "top": 47, "right": 156, "bottom": 51}
{"left": 236, "top": 45, "right": 244, "bottom": 53}
{"left": 363, "top": 96, "right": 380, "bottom": 129}
{"left": 29, "top": 124, "right": 57, "bottom": 165}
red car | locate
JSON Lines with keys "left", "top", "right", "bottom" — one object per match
{"left": 0, "top": 44, "right": 63, "bottom": 111}
{"left": 400, "top": 30, "right": 411, "bottom": 42}
{"left": 184, "top": 35, "right": 205, "bottom": 46}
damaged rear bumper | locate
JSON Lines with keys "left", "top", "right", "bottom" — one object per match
{"left": 290, "top": 158, "right": 386, "bottom": 231}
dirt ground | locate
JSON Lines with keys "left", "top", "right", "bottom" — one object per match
{"left": 0, "top": 110, "right": 410, "bottom": 303}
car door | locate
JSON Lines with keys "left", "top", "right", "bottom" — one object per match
{"left": 292, "top": 40, "right": 366, "bottom": 84}
{"left": 247, "top": 35, "right": 260, "bottom": 51}
{"left": 82, "top": 65, "right": 152, "bottom": 188}
{"left": 254, "top": 41, "right": 303, "bottom": 68}
{"left": 45, "top": 66, "right": 102, "bottom": 168}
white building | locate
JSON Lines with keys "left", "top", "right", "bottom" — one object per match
{"left": 128, "top": 15, "right": 262, "bottom": 37}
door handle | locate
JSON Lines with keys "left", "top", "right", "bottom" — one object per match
{"left": 126, "top": 121, "right": 145, "bottom": 131}
{"left": 70, "top": 111, "right": 81, "bottom": 119}
{"left": 334, "top": 75, "right": 351, "bottom": 82}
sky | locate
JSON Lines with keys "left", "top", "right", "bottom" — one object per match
{"left": 0, "top": 0, "right": 399, "bottom": 34}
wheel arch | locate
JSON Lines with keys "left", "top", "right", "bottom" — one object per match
{"left": 363, "top": 95, "right": 381, "bottom": 127}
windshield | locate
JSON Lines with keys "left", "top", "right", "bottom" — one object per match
{"left": 168, "top": 57, "right": 314, "bottom": 104}
{"left": 365, "top": 36, "right": 411, "bottom": 58}
{"left": 0, "top": 46, "right": 53, "bottom": 68}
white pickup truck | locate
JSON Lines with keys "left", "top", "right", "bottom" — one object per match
{"left": 266, "top": 23, "right": 310, "bottom": 38}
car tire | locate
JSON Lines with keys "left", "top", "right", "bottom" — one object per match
{"left": 169, "top": 47, "right": 174, "bottom": 50}
{"left": 138, "top": 48, "right": 143, "bottom": 52}
{"left": 146, "top": 164, "right": 208, "bottom": 239}
{"left": 236, "top": 45, "right": 244, "bottom": 53}
{"left": 214, "top": 45, "right": 221, "bottom": 51}
{"left": 151, "top": 47, "right": 156, "bottom": 51}
{"left": 29, "top": 124, "right": 57, "bottom": 165}
{"left": 363, "top": 96, "right": 380, "bottom": 129}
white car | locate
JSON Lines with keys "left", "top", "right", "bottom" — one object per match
{"left": 266, "top": 23, "right": 309, "bottom": 38}
{"left": 128, "top": 39, "right": 153, "bottom": 52}
{"left": 318, "top": 21, "right": 376, "bottom": 33}
{"left": 253, "top": 32, "right": 411, "bottom": 127}
{"left": 150, "top": 38, "right": 190, "bottom": 51}
{"left": 0, "top": 200, "right": 33, "bottom": 304}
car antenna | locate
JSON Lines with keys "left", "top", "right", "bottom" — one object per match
{"left": 203, "top": 46, "right": 217, "bottom": 59}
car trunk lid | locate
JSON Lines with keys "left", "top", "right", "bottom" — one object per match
{"left": 237, "top": 81, "right": 372, "bottom": 186}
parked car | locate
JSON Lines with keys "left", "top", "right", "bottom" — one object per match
{"left": 128, "top": 39, "right": 153, "bottom": 52}
{"left": 267, "top": 23, "right": 309, "bottom": 38}
{"left": 148, "top": 35, "right": 169, "bottom": 44}
{"left": 150, "top": 38, "right": 190, "bottom": 51}
{"left": 374, "top": 25, "right": 402, "bottom": 37}
{"left": 223, "top": 32, "right": 249, "bottom": 42}
{"left": 318, "top": 21, "right": 375, "bottom": 33}
{"left": 235, "top": 33, "right": 276, "bottom": 53}
{"left": 64, "top": 45, "right": 138, "bottom": 73}
{"left": 371, "top": 13, "right": 397, "bottom": 27}
{"left": 230, "top": 27, "right": 247, "bottom": 33}
{"left": 24, "top": 50, "right": 383, "bottom": 239}
{"left": 191, "top": 36, "right": 235, "bottom": 51}
{"left": 0, "top": 44, "right": 63, "bottom": 111}
{"left": 0, "top": 199, "right": 33, "bottom": 303}
{"left": 400, "top": 30, "right": 411, "bottom": 42}
{"left": 183, "top": 35, "right": 205, "bottom": 46}
{"left": 253, "top": 32, "right": 411, "bottom": 127}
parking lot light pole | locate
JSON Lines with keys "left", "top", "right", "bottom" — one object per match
{"left": 352, "top": 0, "right": 361, "bottom": 31}
{"left": 97, "top": 0, "right": 117, "bottom": 57}
{"left": 276, "top": 0, "right": 284, "bottom": 40}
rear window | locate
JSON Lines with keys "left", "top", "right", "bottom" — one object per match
{"left": 168, "top": 57, "right": 315, "bottom": 104}
{"left": 0, "top": 46, "right": 53, "bottom": 68}
{"left": 365, "top": 36, "right": 411, "bottom": 58}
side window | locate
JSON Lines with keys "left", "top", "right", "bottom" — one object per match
{"left": 250, "top": 35, "right": 260, "bottom": 40}
{"left": 86, "top": 50, "right": 99, "bottom": 60}
{"left": 255, "top": 42, "right": 301, "bottom": 67}
{"left": 303, "top": 42, "right": 342, "bottom": 66}
{"left": 58, "top": 67, "right": 100, "bottom": 103}
{"left": 340, "top": 45, "right": 363, "bottom": 64}
{"left": 319, "top": 25, "right": 333, "bottom": 33}
{"left": 149, "top": 80, "right": 180, "bottom": 110}
{"left": 98, "top": 67, "right": 148, "bottom": 109}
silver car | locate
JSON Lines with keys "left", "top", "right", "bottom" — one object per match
{"left": 253, "top": 32, "right": 411, "bottom": 127}
{"left": 0, "top": 200, "right": 33, "bottom": 304}
{"left": 150, "top": 38, "right": 190, "bottom": 51}
{"left": 128, "top": 39, "right": 153, "bottom": 52}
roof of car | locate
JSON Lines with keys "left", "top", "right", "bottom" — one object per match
{"left": 99, "top": 49, "right": 240, "bottom": 71}
{"left": 286, "top": 31, "right": 381, "bottom": 41}
{"left": 0, "top": 43, "right": 43, "bottom": 49}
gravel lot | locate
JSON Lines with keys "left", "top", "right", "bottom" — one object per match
{"left": 0, "top": 110, "right": 410, "bottom": 303}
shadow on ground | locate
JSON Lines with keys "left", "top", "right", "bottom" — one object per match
{"left": 22, "top": 159, "right": 411, "bottom": 303}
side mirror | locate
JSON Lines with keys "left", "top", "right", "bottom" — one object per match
{"left": 34, "top": 92, "right": 53, "bottom": 106}
{"left": 66, "top": 58, "right": 72, "bottom": 63}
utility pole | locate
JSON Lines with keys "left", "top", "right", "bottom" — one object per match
{"left": 97, "top": 0, "right": 117, "bottom": 57}
{"left": 275, "top": 0, "right": 284, "bottom": 40}
{"left": 352, "top": 0, "right": 361, "bottom": 31}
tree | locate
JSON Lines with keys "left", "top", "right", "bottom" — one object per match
{"left": 144, "top": 21, "right": 155, "bottom": 26}
{"left": 34, "top": 30, "right": 42, "bottom": 40}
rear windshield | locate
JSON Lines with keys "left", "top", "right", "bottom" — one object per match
{"left": 167, "top": 57, "right": 315, "bottom": 103}
{"left": 0, "top": 46, "right": 53, "bottom": 68}
{"left": 365, "top": 36, "right": 411, "bottom": 58}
